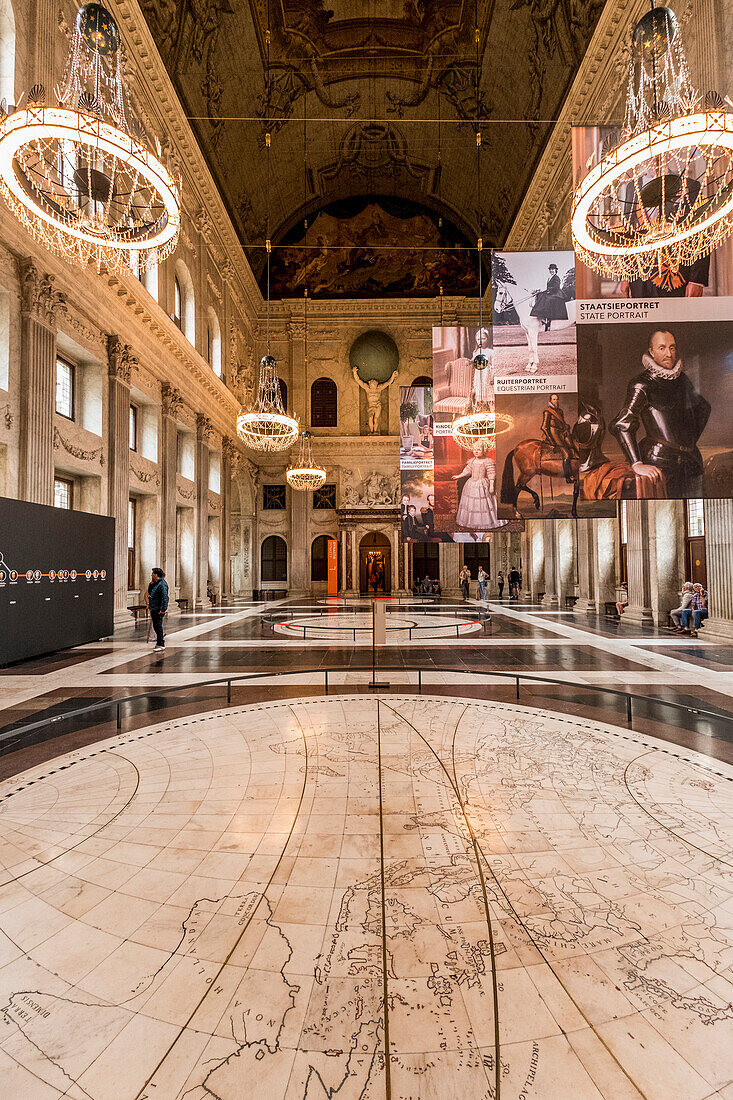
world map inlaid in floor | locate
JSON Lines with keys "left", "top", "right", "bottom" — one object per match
{"left": 0, "top": 696, "right": 732, "bottom": 1098}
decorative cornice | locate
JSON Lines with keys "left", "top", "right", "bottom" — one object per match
{"left": 107, "top": 334, "right": 137, "bottom": 384}
{"left": 161, "top": 381, "right": 184, "bottom": 418}
{"left": 53, "top": 427, "right": 104, "bottom": 466}
{"left": 18, "top": 259, "right": 66, "bottom": 329}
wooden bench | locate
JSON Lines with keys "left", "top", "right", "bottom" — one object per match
{"left": 177, "top": 597, "right": 190, "bottom": 613}
{"left": 605, "top": 600, "right": 619, "bottom": 618}
{"left": 565, "top": 595, "right": 579, "bottom": 608}
{"left": 128, "top": 604, "right": 147, "bottom": 623}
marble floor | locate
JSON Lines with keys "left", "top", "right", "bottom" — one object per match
{"left": 1, "top": 599, "right": 732, "bottom": 1097}
{"left": 1, "top": 696, "right": 733, "bottom": 1097}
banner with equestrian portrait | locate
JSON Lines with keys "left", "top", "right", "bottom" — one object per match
{"left": 576, "top": 298, "right": 733, "bottom": 502}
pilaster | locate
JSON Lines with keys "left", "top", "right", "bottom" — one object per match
{"left": 221, "top": 437, "right": 237, "bottom": 600}
{"left": 160, "top": 382, "right": 182, "bottom": 609}
{"left": 18, "top": 259, "right": 65, "bottom": 506}
{"left": 195, "top": 413, "right": 212, "bottom": 609}
{"left": 441, "top": 542, "right": 460, "bottom": 597}
{"left": 289, "top": 481, "right": 308, "bottom": 596}
{"left": 541, "top": 522, "right": 559, "bottom": 607}
{"left": 575, "top": 518, "right": 596, "bottom": 613}
{"left": 701, "top": 499, "right": 733, "bottom": 643}
{"left": 107, "top": 334, "right": 135, "bottom": 623}
{"left": 623, "top": 501, "right": 654, "bottom": 625}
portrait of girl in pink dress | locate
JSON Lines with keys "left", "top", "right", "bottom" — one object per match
{"left": 453, "top": 444, "right": 499, "bottom": 529}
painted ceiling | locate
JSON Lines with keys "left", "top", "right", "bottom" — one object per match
{"left": 140, "top": 0, "right": 607, "bottom": 297}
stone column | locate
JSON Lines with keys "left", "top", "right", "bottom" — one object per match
{"left": 575, "top": 518, "right": 596, "bottom": 613}
{"left": 350, "top": 529, "right": 359, "bottom": 595}
{"left": 556, "top": 518, "right": 577, "bottom": 605}
{"left": 221, "top": 437, "right": 236, "bottom": 601}
{"left": 541, "top": 522, "right": 559, "bottom": 607}
{"left": 289, "top": 483, "right": 308, "bottom": 596}
{"left": 391, "top": 528, "right": 400, "bottom": 594}
{"left": 528, "top": 521, "right": 545, "bottom": 601}
{"left": 594, "top": 516, "right": 618, "bottom": 613}
{"left": 700, "top": 499, "right": 733, "bottom": 643}
{"left": 32, "top": 0, "right": 57, "bottom": 91}
{"left": 195, "top": 413, "right": 213, "bottom": 610}
{"left": 160, "top": 383, "right": 182, "bottom": 610}
{"left": 107, "top": 335, "right": 136, "bottom": 623}
{"left": 650, "top": 499, "right": 686, "bottom": 627}
{"left": 623, "top": 501, "right": 654, "bottom": 625}
{"left": 403, "top": 543, "right": 410, "bottom": 593}
{"left": 441, "top": 542, "right": 460, "bottom": 597}
{"left": 288, "top": 320, "right": 306, "bottom": 423}
{"left": 18, "top": 259, "right": 65, "bottom": 505}
{"left": 340, "top": 528, "right": 348, "bottom": 596}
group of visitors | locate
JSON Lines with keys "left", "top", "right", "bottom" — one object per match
{"left": 414, "top": 575, "right": 442, "bottom": 596}
{"left": 458, "top": 564, "right": 522, "bottom": 601}
{"left": 670, "top": 582, "right": 708, "bottom": 636}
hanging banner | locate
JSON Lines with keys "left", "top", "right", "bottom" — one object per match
{"left": 571, "top": 126, "right": 721, "bottom": 300}
{"left": 576, "top": 297, "right": 733, "bottom": 501}
{"left": 400, "top": 384, "right": 436, "bottom": 542}
{"left": 327, "top": 539, "right": 338, "bottom": 596}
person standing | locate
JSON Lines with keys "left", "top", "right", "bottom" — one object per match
{"left": 148, "top": 568, "right": 169, "bottom": 652}
{"left": 497, "top": 570, "right": 505, "bottom": 599}
{"left": 477, "top": 565, "right": 488, "bottom": 600}
{"left": 459, "top": 565, "right": 471, "bottom": 601}
{"left": 508, "top": 565, "right": 521, "bottom": 600}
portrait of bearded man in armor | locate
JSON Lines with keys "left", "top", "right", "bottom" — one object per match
{"left": 610, "top": 329, "right": 710, "bottom": 499}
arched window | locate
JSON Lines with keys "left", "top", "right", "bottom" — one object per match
{"left": 173, "top": 276, "right": 182, "bottom": 329}
{"left": 412, "top": 375, "right": 432, "bottom": 386}
{"left": 0, "top": 1, "right": 15, "bottom": 106}
{"left": 174, "top": 260, "right": 196, "bottom": 344}
{"left": 311, "top": 534, "right": 333, "bottom": 582}
{"left": 261, "top": 535, "right": 287, "bottom": 583}
{"left": 311, "top": 377, "right": 337, "bottom": 427}
{"left": 278, "top": 378, "right": 288, "bottom": 411}
{"left": 207, "top": 307, "right": 222, "bottom": 377}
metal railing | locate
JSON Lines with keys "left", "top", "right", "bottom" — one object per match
{"left": 1, "top": 665, "right": 730, "bottom": 759}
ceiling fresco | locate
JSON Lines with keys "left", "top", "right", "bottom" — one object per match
{"left": 140, "top": 0, "right": 607, "bottom": 296}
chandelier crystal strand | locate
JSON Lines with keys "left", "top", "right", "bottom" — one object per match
{"left": 571, "top": 2, "right": 733, "bottom": 280}
{"left": 237, "top": 10, "right": 299, "bottom": 454}
{"left": 0, "top": 3, "right": 180, "bottom": 273}
{"left": 287, "top": 430, "right": 326, "bottom": 490}
{"left": 452, "top": 8, "right": 499, "bottom": 451}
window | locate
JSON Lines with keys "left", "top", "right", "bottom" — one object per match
{"left": 411, "top": 543, "right": 439, "bottom": 584}
{"left": 463, "top": 543, "right": 490, "bottom": 574}
{"left": 618, "top": 500, "right": 628, "bottom": 586}
{"left": 128, "top": 497, "right": 137, "bottom": 589}
{"left": 685, "top": 498, "right": 706, "bottom": 586}
{"left": 207, "top": 308, "right": 222, "bottom": 377}
{"left": 263, "top": 484, "right": 286, "bottom": 509}
{"left": 311, "top": 377, "right": 337, "bottom": 427}
{"left": 278, "top": 378, "right": 288, "bottom": 412}
{"left": 129, "top": 404, "right": 138, "bottom": 451}
{"left": 173, "top": 276, "right": 182, "bottom": 329}
{"left": 687, "top": 498, "right": 705, "bottom": 538}
{"left": 313, "top": 483, "right": 336, "bottom": 510}
{"left": 55, "top": 357, "right": 75, "bottom": 420}
{"left": 54, "top": 476, "right": 73, "bottom": 510}
{"left": 412, "top": 375, "right": 432, "bottom": 386}
{"left": 261, "top": 535, "right": 287, "bottom": 583}
{"left": 311, "top": 535, "right": 332, "bottom": 582}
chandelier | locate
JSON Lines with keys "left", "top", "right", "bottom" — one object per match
{"left": 571, "top": 3, "right": 733, "bottom": 280}
{"left": 287, "top": 431, "right": 326, "bottom": 490}
{"left": 452, "top": 409, "right": 514, "bottom": 451}
{"left": 237, "top": 354, "right": 299, "bottom": 453}
{"left": 0, "top": 4, "right": 180, "bottom": 273}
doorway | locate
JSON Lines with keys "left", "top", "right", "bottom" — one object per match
{"left": 359, "top": 531, "right": 391, "bottom": 595}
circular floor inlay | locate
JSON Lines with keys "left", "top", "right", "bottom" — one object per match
{"left": 0, "top": 696, "right": 731, "bottom": 1098}
{"left": 269, "top": 608, "right": 485, "bottom": 642}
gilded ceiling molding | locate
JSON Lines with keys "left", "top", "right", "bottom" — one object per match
{"left": 108, "top": 0, "right": 263, "bottom": 319}
{"left": 504, "top": 0, "right": 651, "bottom": 252}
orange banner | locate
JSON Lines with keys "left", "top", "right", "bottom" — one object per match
{"left": 327, "top": 539, "right": 338, "bottom": 596}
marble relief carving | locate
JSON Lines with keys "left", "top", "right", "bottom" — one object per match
{"left": 341, "top": 469, "right": 399, "bottom": 507}
{"left": 161, "top": 382, "right": 184, "bottom": 418}
{"left": 52, "top": 427, "right": 104, "bottom": 466}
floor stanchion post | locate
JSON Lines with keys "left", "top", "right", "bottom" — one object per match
{"left": 418, "top": 669, "right": 422, "bottom": 694}
{"left": 116, "top": 702, "right": 121, "bottom": 730}
{"left": 325, "top": 670, "right": 329, "bottom": 695}
{"left": 516, "top": 677, "right": 520, "bottom": 701}
{"left": 227, "top": 680, "right": 231, "bottom": 706}
{"left": 627, "top": 694, "right": 632, "bottom": 726}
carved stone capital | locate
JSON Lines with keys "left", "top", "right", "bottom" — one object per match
{"left": 18, "top": 258, "right": 66, "bottom": 329}
{"left": 196, "top": 412, "right": 214, "bottom": 443}
{"left": 107, "top": 334, "right": 137, "bottom": 385}
{"left": 161, "top": 381, "right": 184, "bottom": 418}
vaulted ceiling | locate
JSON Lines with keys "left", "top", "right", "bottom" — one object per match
{"left": 140, "top": 0, "right": 607, "bottom": 296}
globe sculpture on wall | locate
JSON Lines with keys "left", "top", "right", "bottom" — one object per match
{"left": 572, "top": 3, "right": 733, "bottom": 280}
{"left": 0, "top": 3, "right": 181, "bottom": 273}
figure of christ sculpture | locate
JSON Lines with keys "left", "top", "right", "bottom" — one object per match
{"left": 351, "top": 366, "right": 399, "bottom": 434}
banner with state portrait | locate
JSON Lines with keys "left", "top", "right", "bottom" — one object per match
{"left": 576, "top": 297, "right": 733, "bottom": 501}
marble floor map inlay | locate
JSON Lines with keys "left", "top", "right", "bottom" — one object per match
{"left": 0, "top": 695, "right": 731, "bottom": 1097}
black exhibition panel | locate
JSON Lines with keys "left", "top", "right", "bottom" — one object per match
{"left": 0, "top": 497, "right": 114, "bottom": 665}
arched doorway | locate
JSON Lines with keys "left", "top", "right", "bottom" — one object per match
{"left": 359, "top": 531, "right": 391, "bottom": 595}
